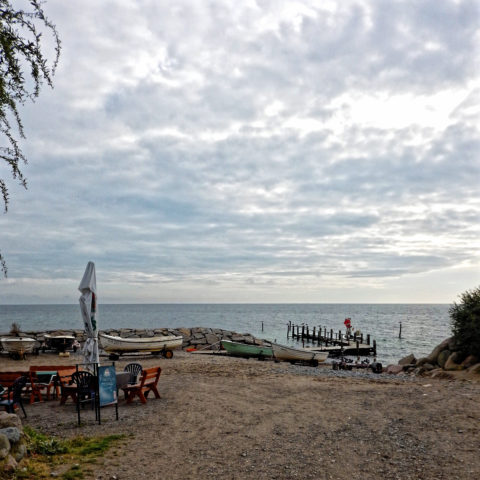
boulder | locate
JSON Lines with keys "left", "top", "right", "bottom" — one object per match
{"left": 205, "top": 333, "right": 220, "bottom": 346}
{"left": 0, "top": 434, "right": 10, "bottom": 460}
{"left": 385, "top": 365, "right": 404, "bottom": 375}
{"left": 398, "top": 354, "right": 416, "bottom": 365}
{"left": 426, "top": 338, "right": 452, "bottom": 364}
{"left": 0, "top": 413, "right": 22, "bottom": 430}
{"left": 430, "top": 369, "right": 454, "bottom": 380}
{"left": 444, "top": 352, "right": 464, "bottom": 371}
{"left": 437, "top": 349, "right": 451, "bottom": 368}
{"left": 0, "top": 428, "right": 21, "bottom": 444}
{"left": 461, "top": 355, "right": 479, "bottom": 368}
{"left": 415, "top": 357, "right": 429, "bottom": 367}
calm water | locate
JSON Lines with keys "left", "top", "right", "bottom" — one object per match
{"left": 0, "top": 304, "right": 451, "bottom": 365}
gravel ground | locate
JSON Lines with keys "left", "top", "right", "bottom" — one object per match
{"left": 2, "top": 351, "right": 479, "bottom": 479}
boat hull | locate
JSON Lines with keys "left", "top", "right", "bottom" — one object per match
{"left": 1, "top": 337, "right": 36, "bottom": 356}
{"left": 272, "top": 343, "right": 328, "bottom": 364}
{"left": 44, "top": 334, "right": 75, "bottom": 352}
{"left": 221, "top": 340, "right": 273, "bottom": 358}
{"left": 99, "top": 333, "right": 183, "bottom": 354}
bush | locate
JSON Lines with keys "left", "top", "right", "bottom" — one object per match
{"left": 450, "top": 286, "right": 480, "bottom": 358}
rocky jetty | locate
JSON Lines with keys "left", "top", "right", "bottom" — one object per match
{"left": 0, "top": 327, "right": 269, "bottom": 353}
{"left": 386, "top": 336, "right": 480, "bottom": 379}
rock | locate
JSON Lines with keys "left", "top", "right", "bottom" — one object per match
{"left": 385, "top": 365, "right": 404, "bottom": 374}
{"left": 398, "top": 354, "right": 416, "bottom": 365}
{"left": 430, "top": 369, "right": 454, "bottom": 380}
{"left": 423, "top": 363, "right": 435, "bottom": 371}
{"left": 0, "top": 413, "right": 22, "bottom": 430}
{"left": 426, "top": 338, "right": 452, "bottom": 364}
{"left": 11, "top": 442, "right": 26, "bottom": 462}
{"left": 0, "top": 428, "right": 21, "bottom": 444}
{"left": 205, "top": 333, "right": 220, "bottom": 346}
{"left": 177, "top": 328, "right": 191, "bottom": 337}
{"left": 466, "top": 363, "right": 480, "bottom": 374}
{"left": 0, "top": 433, "right": 10, "bottom": 460}
{"left": 444, "top": 352, "right": 464, "bottom": 371}
{"left": 415, "top": 357, "right": 429, "bottom": 367}
{"left": 437, "top": 349, "right": 451, "bottom": 368}
{"left": 462, "top": 355, "right": 479, "bottom": 368}
{"left": 2, "top": 454, "right": 17, "bottom": 472}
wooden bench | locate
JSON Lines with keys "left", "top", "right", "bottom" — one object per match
{"left": 0, "top": 371, "right": 29, "bottom": 389}
{"left": 0, "top": 371, "right": 30, "bottom": 413}
{"left": 121, "top": 366, "right": 162, "bottom": 404}
{"left": 27, "top": 365, "right": 79, "bottom": 403}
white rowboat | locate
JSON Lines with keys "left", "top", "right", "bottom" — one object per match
{"left": 272, "top": 343, "right": 329, "bottom": 364}
{"left": 99, "top": 333, "right": 183, "bottom": 357}
{"left": 1, "top": 337, "right": 36, "bottom": 357}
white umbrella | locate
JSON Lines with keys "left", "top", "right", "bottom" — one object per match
{"left": 79, "top": 261, "right": 99, "bottom": 365}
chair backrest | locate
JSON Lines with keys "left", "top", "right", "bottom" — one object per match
{"left": 139, "top": 366, "right": 162, "bottom": 387}
{"left": 124, "top": 363, "right": 142, "bottom": 383}
{"left": 71, "top": 371, "right": 95, "bottom": 392}
{"left": 11, "top": 376, "right": 28, "bottom": 401}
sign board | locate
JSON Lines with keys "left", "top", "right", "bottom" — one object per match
{"left": 98, "top": 365, "right": 117, "bottom": 406}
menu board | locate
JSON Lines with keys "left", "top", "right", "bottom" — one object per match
{"left": 98, "top": 365, "right": 117, "bottom": 406}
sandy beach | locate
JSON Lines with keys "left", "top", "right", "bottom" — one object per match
{"left": 2, "top": 351, "right": 479, "bottom": 479}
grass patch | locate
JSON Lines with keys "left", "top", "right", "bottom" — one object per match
{"left": 7, "top": 427, "right": 125, "bottom": 480}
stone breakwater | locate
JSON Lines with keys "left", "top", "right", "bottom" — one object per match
{"left": 386, "top": 336, "right": 480, "bottom": 379}
{"left": 0, "top": 327, "right": 270, "bottom": 351}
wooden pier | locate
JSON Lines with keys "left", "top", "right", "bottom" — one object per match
{"left": 287, "top": 322, "right": 377, "bottom": 357}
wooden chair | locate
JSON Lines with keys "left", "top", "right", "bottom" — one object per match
{"left": 58, "top": 368, "right": 79, "bottom": 405}
{"left": 121, "top": 366, "right": 162, "bottom": 404}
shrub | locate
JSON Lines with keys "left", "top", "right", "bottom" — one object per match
{"left": 450, "top": 286, "right": 480, "bottom": 358}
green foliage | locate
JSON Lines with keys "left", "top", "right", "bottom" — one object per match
{"left": 450, "top": 286, "right": 480, "bottom": 358}
{"left": 12, "top": 427, "right": 125, "bottom": 480}
{"left": 23, "top": 426, "right": 67, "bottom": 455}
{"left": 0, "top": 0, "right": 61, "bottom": 276}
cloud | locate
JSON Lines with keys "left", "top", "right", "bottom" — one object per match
{"left": 1, "top": 0, "right": 479, "bottom": 304}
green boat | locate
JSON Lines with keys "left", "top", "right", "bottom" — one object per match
{"left": 221, "top": 339, "right": 273, "bottom": 359}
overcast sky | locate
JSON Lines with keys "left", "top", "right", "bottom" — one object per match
{"left": 1, "top": 0, "right": 479, "bottom": 304}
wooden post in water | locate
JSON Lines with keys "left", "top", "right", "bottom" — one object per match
{"left": 373, "top": 339, "right": 377, "bottom": 356}
{"left": 360, "top": 333, "right": 364, "bottom": 344}
{"left": 261, "top": 321, "right": 264, "bottom": 332}
{"left": 296, "top": 325, "right": 300, "bottom": 338}
{"left": 356, "top": 340, "right": 359, "bottom": 356}
{"left": 367, "top": 334, "right": 370, "bottom": 345}
{"left": 318, "top": 327, "right": 321, "bottom": 345}
{"left": 313, "top": 326, "right": 316, "bottom": 339}
{"left": 338, "top": 330, "right": 342, "bottom": 345}
{"left": 399, "top": 322, "right": 402, "bottom": 339}
{"left": 301, "top": 324, "right": 305, "bottom": 339}
{"left": 330, "top": 329, "right": 333, "bottom": 341}
{"left": 306, "top": 325, "right": 309, "bottom": 340}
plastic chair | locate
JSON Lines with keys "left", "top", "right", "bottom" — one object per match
{"left": 0, "top": 376, "right": 28, "bottom": 417}
{"left": 124, "top": 363, "right": 142, "bottom": 384}
{"left": 71, "top": 371, "right": 96, "bottom": 409}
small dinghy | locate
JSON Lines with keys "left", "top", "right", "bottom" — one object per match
{"left": 1, "top": 337, "right": 37, "bottom": 359}
{"left": 99, "top": 332, "right": 183, "bottom": 359}
{"left": 272, "top": 343, "right": 329, "bottom": 366}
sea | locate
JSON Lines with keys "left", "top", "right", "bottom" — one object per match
{"left": 0, "top": 304, "right": 452, "bottom": 365}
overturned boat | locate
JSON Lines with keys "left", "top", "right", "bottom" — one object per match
{"left": 221, "top": 339, "right": 273, "bottom": 359}
{"left": 99, "top": 332, "right": 183, "bottom": 359}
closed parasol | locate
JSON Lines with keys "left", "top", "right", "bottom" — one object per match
{"left": 79, "top": 261, "right": 99, "bottom": 365}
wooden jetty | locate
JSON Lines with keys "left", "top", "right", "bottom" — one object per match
{"left": 287, "top": 322, "right": 377, "bottom": 357}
